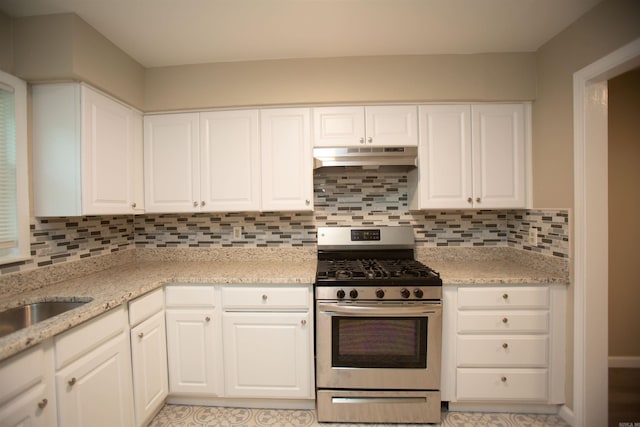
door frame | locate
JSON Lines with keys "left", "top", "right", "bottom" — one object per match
{"left": 572, "top": 37, "right": 640, "bottom": 427}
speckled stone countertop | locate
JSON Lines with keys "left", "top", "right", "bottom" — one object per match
{"left": 0, "top": 246, "right": 568, "bottom": 362}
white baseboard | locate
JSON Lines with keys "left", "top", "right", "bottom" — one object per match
{"left": 558, "top": 405, "right": 574, "bottom": 426}
{"left": 609, "top": 356, "right": 640, "bottom": 368}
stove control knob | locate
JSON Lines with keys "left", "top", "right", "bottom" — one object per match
{"left": 375, "top": 288, "right": 385, "bottom": 299}
{"left": 349, "top": 289, "right": 359, "bottom": 299}
{"left": 400, "top": 288, "right": 411, "bottom": 299}
{"left": 336, "top": 289, "right": 346, "bottom": 299}
{"left": 414, "top": 288, "right": 424, "bottom": 299}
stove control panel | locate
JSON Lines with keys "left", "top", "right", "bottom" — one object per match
{"left": 318, "top": 286, "right": 442, "bottom": 301}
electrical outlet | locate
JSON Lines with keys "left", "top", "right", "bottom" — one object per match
{"left": 528, "top": 228, "right": 537, "bottom": 245}
{"left": 233, "top": 226, "right": 242, "bottom": 239}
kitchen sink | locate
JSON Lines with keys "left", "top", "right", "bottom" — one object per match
{"left": 0, "top": 299, "right": 92, "bottom": 338}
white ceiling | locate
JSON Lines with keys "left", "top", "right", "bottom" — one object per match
{"left": 0, "top": 0, "right": 603, "bottom": 68}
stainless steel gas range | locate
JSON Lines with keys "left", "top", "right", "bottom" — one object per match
{"left": 314, "top": 226, "right": 443, "bottom": 424}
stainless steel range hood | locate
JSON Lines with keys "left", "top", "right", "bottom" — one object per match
{"left": 313, "top": 146, "right": 418, "bottom": 169}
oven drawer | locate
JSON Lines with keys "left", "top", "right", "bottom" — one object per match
{"left": 456, "top": 368, "right": 548, "bottom": 401}
{"left": 456, "top": 336, "right": 548, "bottom": 367}
{"left": 457, "top": 287, "right": 549, "bottom": 310}
{"left": 457, "top": 311, "right": 548, "bottom": 334}
{"left": 222, "top": 286, "right": 310, "bottom": 310}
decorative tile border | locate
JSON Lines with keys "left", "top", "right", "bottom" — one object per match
{"left": 0, "top": 170, "right": 570, "bottom": 277}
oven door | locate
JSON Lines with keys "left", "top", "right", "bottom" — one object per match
{"left": 316, "top": 301, "right": 442, "bottom": 390}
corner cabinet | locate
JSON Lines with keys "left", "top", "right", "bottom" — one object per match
{"left": 313, "top": 105, "right": 418, "bottom": 147}
{"left": 221, "top": 285, "right": 314, "bottom": 400}
{"left": 408, "top": 104, "right": 528, "bottom": 210}
{"left": 32, "top": 83, "right": 144, "bottom": 216}
{"left": 442, "top": 285, "right": 566, "bottom": 410}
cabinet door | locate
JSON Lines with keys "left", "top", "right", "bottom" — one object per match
{"left": 471, "top": 104, "right": 526, "bottom": 208}
{"left": 56, "top": 333, "right": 135, "bottom": 427}
{"left": 413, "top": 105, "right": 473, "bottom": 209}
{"left": 130, "top": 311, "right": 168, "bottom": 427}
{"left": 365, "top": 105, "right": 418, "bottom": 146}
{"left": 313, "top": 106, "right": 365, "bottom": 147}
{"left": 144, "top": 113, "right": 200, "bottom": 213}
{"left": 81, "top": 85, "right": 137, "bottom": 215}
{"left": 199, "top": 110, "right": 260, "bottom": 212}
{"left": 165, "top": 309, "right": 223, "bottom": 395}
{"left": 222, "top": 312, "right": 313, "bottom": 399}
{"left": 0, "top": 384, "right": 52, "bottom": 427}
{"left": 260, "top": 108, "right": 313, "bottom": 211}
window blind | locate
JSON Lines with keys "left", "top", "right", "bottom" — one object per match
{"left": 0, "top": 86, "right": 17, "bottom": 251}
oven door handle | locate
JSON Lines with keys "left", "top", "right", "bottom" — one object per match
{"left": 318, "top": 302, "right": 441, "bottom": 316}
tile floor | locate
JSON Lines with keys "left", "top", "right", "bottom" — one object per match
{"left": 148, "top": 404, "right": 571, "bottom": 427}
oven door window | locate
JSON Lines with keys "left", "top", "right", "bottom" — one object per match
{"left": 331, "top": 316, "right": 427, "bottom": 368}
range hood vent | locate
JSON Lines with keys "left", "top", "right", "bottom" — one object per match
{"left": 313, "top": 146, "right": 418, "bottom": 170}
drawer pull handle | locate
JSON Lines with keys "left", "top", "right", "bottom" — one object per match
{"left": 68, "top": 377, "right": 77, "bottom": 387}
{"left": 301, "top": 319, "right": 307, "bottom": 325}
{"left": 38, "top": 398, "right": 48, "bottom": 409}
{"left": 502, "top": 342, "right": 508, "bottom": 349}
{"left": 262, "top": 294, "right": 268, "bottom": 301}
{"left": 138, "top": 332, "right": 144, "bottom": 338}
{"left": 502, "top": 317, "right": 509, "bottom": 324}
{"left": 501, "top": 376, "right": 507, "bottom": 383}
{"left": 502, "top": 293, "right": 509, "bottom": 300}
{"left": 205, "top": 316, "right": 211, "bottom": 322}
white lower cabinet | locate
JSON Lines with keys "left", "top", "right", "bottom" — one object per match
{"left": 221, "top": 285, "right": 314, "bottom": 400}
{"left": 0, "top": 341, "right": 56, "bottom": 427}
{"left": 165, "top": 285, "right": 224, "bottom": 396}
{"left": 54, "top": 306, "right": 135, "bottom": 427}
{"left": 442, "top": 285, "right": 566, "bottom": 408}
{"left": 129, "top": 289, "right": 168, "bottom": 426}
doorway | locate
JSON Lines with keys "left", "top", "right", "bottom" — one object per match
{"left": 573, "top": 37, "right": 640, "bottom": 427}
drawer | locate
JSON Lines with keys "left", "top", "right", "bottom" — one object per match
{"left": 54, "top": 306, "right": 126, "bottom": 370}
{"left": 129, "top": 288, "right": 163, "bottom": 326}
{"left": 0, "top": 343, "right": 47, "bottom": 405}
{"left": 458, "top": 287, "right": 549, "bottom": 310}
{"left": 457, "top": 311, "right": 549, "bottom": 334}
{"left": 456, "top": 368, "right": 548, "bottom": 401}
{"left": 222, "top": 286, "right": 310, "bottom": 310}
{"left": 165, "top": 285, "right": 216, "bottom": 307}
{"left": 457, "top": 336, "right": 548, "bottom": 367}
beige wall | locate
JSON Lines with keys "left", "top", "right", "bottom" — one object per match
{"left": 608, "top": 67, "right": 640, "bottom": 358}
{"left": 533, "top": 0, "right": 640, "bottom": 209}
{"left": 0, "top": 11, "right": 13, "bottom": 74}
{"left": 12, "top": 14, "right": 144, "bottom": 109}
{"left": 144, "top": 53, "right": 536, "bottom": 111}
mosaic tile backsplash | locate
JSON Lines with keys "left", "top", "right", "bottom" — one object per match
{"left": 0, "top": 169, "right": 569, "bottom": 276}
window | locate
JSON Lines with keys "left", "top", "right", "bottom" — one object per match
{"left": 0, "top": 70, "right": 29, "bottom": 263}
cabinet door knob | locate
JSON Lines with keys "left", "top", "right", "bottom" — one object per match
{"left": 205, "top": 316, "right": 211, "bottom": 322}
{"left": 138, "top": 332, "right": 144, "bottom": 338}
{"left": 502, "top": 342, "right": 509, "bottom": 349}
{"left": 359, "top": 137, "right": 365, "bottom": 144}
{"left": 467, "top": 197, "right": 472, "bottom": 204}
{"left": 502, "top": 293, "right": 509, "bottom": 300}
{"left": 502, "top": 317, "right": 509, "bottom": 324}
{"left": 193, "top": 201, "right": 199, "bottom": 207}
{"left": 131, "top": 202, "right": 137, "bottom": 208}
{"left": 501, "top": 376, "right": 507, "bottom": 383}
{"left": 201, "top": 201, "right": 206, "bottom": 207}
{"left": 262, "top": 294, "right": 268, "bottom": 301}
{"left": 301, "top": 319, "right": 307, "bottom": 325}
{"left": 68, "top": 377, "right": 77, "bottom": 387}
{"left": 305, "top": 199, "right": 310, "bottom": 205}
{"left": 367, "top": 137, "right": 373, "bottom": 143}
{"left": 476, "top": 197, "right": 481, "bottom": 203}
{"left": 38, "top": 398, "right": 48, "bottom": 409}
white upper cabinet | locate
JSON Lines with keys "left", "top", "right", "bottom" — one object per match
{"left": 313, "top": 105, "right": 418, "bottom": 147}
{"left": 471, "top": 104, "right": 526, "bottom": 209}
{"left": 32, "top": 83, "right": 144, "bottom": 216}
{"left": 144, "top": 113, "right": 200, "bottom": 213}
{"left": 260, "top": 108, "right": 313, "bottom": 211}
{"left": 409, "top": 103, "right": 527, "bottom": 210}
{"left": 200, "top": 110, "right": 261, "bottom": 212}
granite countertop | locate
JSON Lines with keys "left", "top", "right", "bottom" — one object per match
{"left": 0, "top": 246, "right": 569, "bottom": 362}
